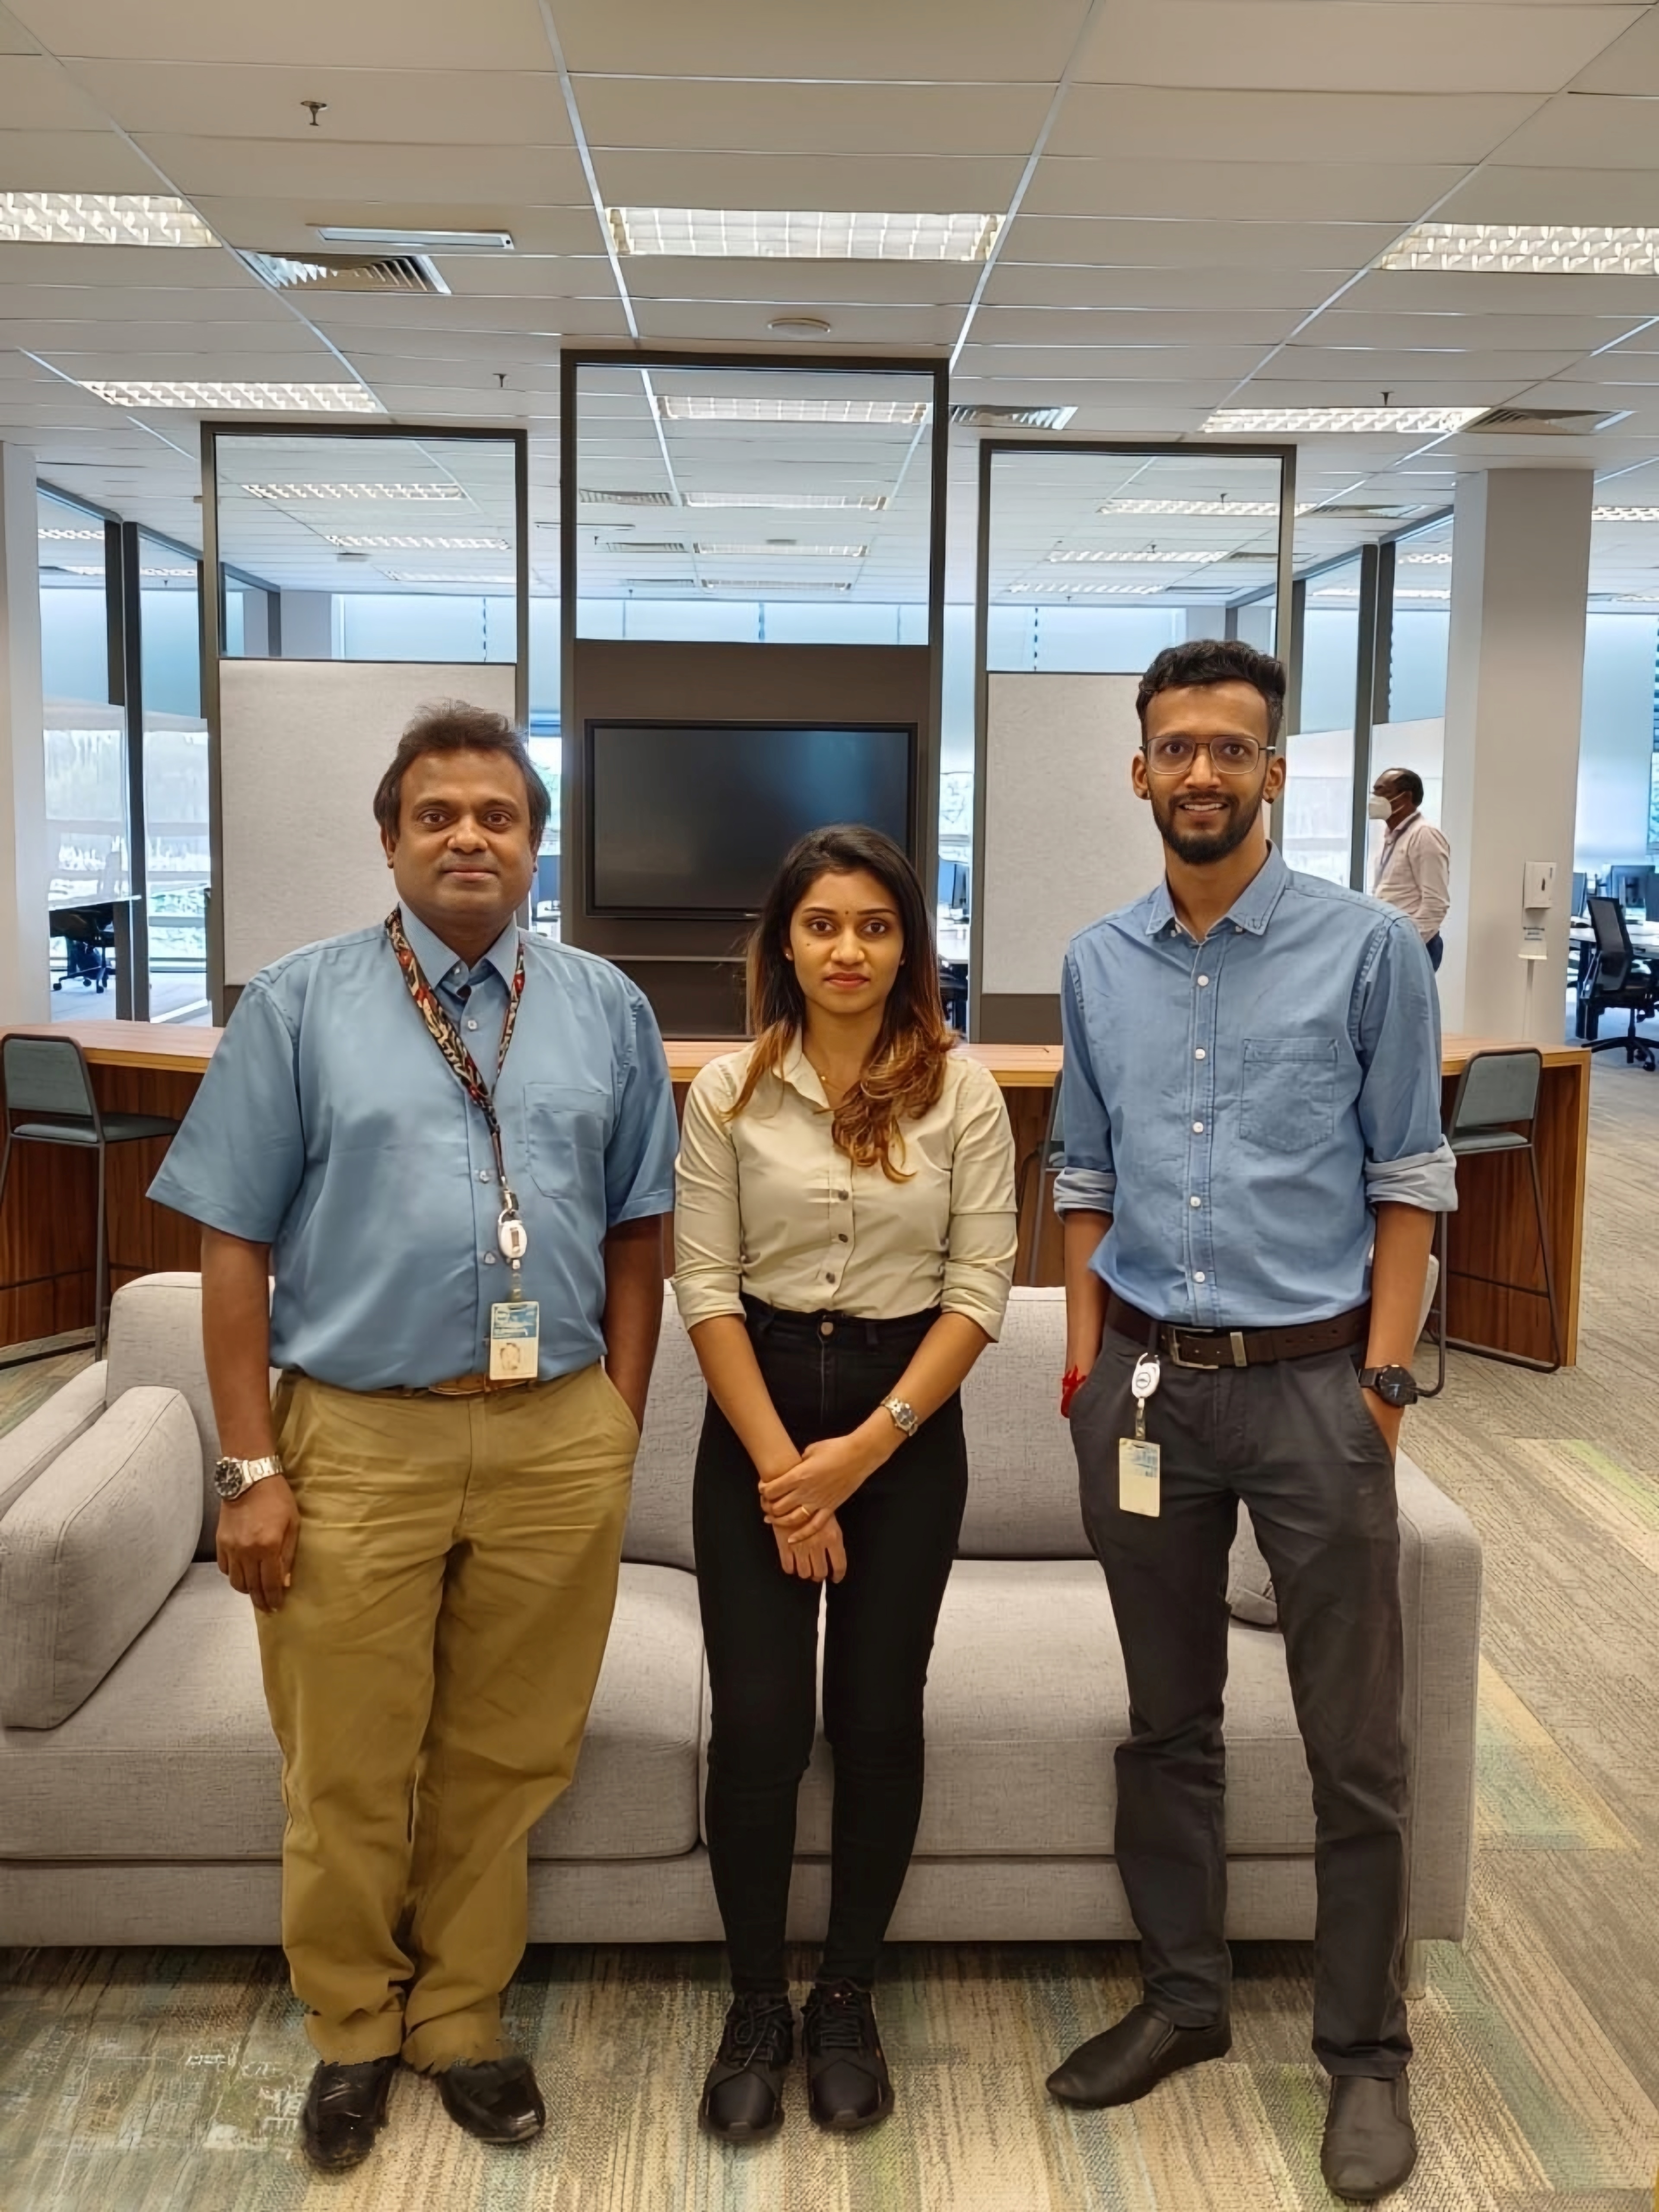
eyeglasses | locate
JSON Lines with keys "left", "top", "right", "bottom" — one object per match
{"left": 1144, "top": 734, "right": 1274, "bottom": 778}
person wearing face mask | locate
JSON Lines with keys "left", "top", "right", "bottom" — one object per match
{"left": 1369, "top": 768, "right": 1450, "bottom": 973}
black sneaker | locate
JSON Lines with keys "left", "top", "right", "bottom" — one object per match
{"left": 699, "top": 1993, "right": 795, "bottom": 2141}
{"left": 803, "top": 1980, "right": 893, "bottom": 2132}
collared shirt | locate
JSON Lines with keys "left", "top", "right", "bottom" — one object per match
{"left": 672, "top": 1038, "right": 1017, "bottom": 1341}
{"left": 1054, "top": 846, "right": 1457, "bottom": 1330}
{"left": 1373, "top": 808, "right": 1452, "bottom": 942}
{"left": 149, "top": 903, "right": 679, "bottom": 1390}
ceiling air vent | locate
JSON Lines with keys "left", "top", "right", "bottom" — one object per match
{"left": 237, "top": 249, "right": 449, "bottom": 296}
{"left": 949, "top": 404, "right": 1078, "bottom": 431}
{"left": 1461, "top": 404, "right": 1630, "bottom": 436}
{"left": 580, "top": 488, "right": 676, "bottom": 507}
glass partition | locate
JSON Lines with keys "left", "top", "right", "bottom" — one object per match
{"left": 1284, "top": 556, "right": 1362, "bottom": 885}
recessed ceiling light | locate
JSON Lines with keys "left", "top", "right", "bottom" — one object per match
{"left": 1007, "top": 581, "right": 1165, "bottom": 595}
{"left": 693, "top": 542, "right": 867, "bottom": 559}
{"left": 81, "top": 379, "right": 383, "bottom": 413}
{"left": 0, "top": 192, "right": 216, "bottom": 248}
{"left": 683, "top": 491, "right": 888, "bottom": 510}
{"left": 241, "top": 482, "right": 466, "bottom": 504}
{"left": 610, "top": 209, "right": 999, "bottom": 261}
{"left": 659, "top": 395, "right": 928, "bottom": 425}
{"left": 324, "top": 533, "right": 507, "bottom": 550}
{"left": 1595, "top": 505, "right": 1659, "bottom": 522}
{"left": 313, "top": 226, "right": 513, "bottom": 252}
{"left": 1205, "top": 407, "right": 1486, "bottom": 435}
{"left": 1048, "top": 547, "right": 1227, "bottom": 565}
{"left": 1378, "top": 222, "right": 1659, "bottom": 276}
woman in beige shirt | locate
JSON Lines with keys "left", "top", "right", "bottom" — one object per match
{"left": 674, "top": 823, "right": 1016, "bottom": 2144}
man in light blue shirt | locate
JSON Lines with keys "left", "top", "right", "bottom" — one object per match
{"left": 150, "top": 702, "right": 677, "bottom": 2173}
{"left": 1045, "top": 641, "right": 1454, "bottom": 2204}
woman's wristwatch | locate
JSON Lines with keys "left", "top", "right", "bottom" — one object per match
{"left": 881, "top": 1396, "right": 919, "bottom": 1440}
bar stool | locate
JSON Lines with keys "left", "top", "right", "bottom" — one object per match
{"left": 0, "top": 1033, "right": 181, "bottom": 1359}
{"left": 1421, "top": 1046, "right": 1562, "bottom": 1394}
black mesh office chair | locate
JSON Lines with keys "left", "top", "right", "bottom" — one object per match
{"left": 1421, "top": 1047, "right": 1562, "bottom": 1392}
{"left": 1577, "top": 894, "right": 1659, "bottom": 1069}
{"left": 0, "top": 1034, "right": 180, "bottom": 1357}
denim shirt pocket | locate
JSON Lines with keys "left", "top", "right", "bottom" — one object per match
{"left": 1239, "top": 1037, "right": 1337, "bottom": 1154}
{"left": 523, "top": 1082, "right": 611, "bottom": 1196}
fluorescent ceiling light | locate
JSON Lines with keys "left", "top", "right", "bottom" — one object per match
{"left": 82, "top": 379, "right": 383, "bottom": 413}
{"left": 0, "top": 192, "right": 216, "bottom": 248}
{"left": 38, "top": 525, "right": 103, "bottom": 540}
{"left": 1103, "top": 498, "right": 1280, "bottom": 518}
{"left": 683, "top": 491, "right": 888, "bottom": 510}
{"left": 693, "top": 542, "right": 867, "bottom": 559}
{"left": 659, "top": 395, "right": 928, "bottom": 425}
{"left": 314, "top": 226, "right": 512, "bottom": 252}
{"left": 324, "top": 533, "right": 506, "bottom": 550}
{"left": 67, "top": 561, "right": 189, "bottom": 578}
{"left": 1400, "top": 551, "right": 1453, "bottom": 564}
{"left": 381, "top": 570, "right": 515, "bottom": 585}
{"left": 1048, "top": 547, "right": 1227, "bottom": 566}
{"left": 1008, "top": 582, "right": 1164, "bottom": 595}
{"left": 242, "top": 482, "right": 464, "bottom": 503}
{"left": 698, "top": 578, "right": 853, "bottom": 593}
{"left": 1595, "top": 505, "right": 1659, "bottom": 522}
{"left": 1378, "top": 222, "right": 1659, "bottom": 276}
{"left": 1205, "top": 407, "right": 1485, "bottom": 435}
{"left": 609, "top": 208, "right": 1000, "bottom": 262}
{"left": 1315, "top": 585, "right": 1449, "bottom": 601}
{"left": 1615, "top": 591, "right": 1659, "bottom": 602}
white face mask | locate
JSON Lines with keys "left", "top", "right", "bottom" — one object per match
{"left": 1367, "top": 795, "right": 1393, "bottom": 823}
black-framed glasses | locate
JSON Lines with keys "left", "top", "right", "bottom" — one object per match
{"left": 1144, "top": 735, "right": 1274, "bottom": 778}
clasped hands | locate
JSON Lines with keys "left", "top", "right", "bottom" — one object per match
{"left": 757, "top": 1428, "right": 892, "bottom": 1585}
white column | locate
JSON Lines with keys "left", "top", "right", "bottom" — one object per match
{"left": 1438, "top": 467, "right": 1592, "bottom": 1042}
{"left": 0, "top": 442, "right": 48, "bottom": 1024}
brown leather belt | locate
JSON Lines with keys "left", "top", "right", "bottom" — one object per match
{"left": 1106, "top": 1291, "right": 1369, "bottom": 1371}
{"left": 421, "top": 1371, "right": 537, "bottom": 1398}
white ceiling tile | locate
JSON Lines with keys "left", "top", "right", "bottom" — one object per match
{"left": 0, "top": 317, "right": 337, "bottom": 355}
{"left": 985, "top": 254, "right": 1340, "bottom": 313}
{"left": 976, "top": 305, "right": 1303, "bottom": 346}
{"left": 1571, "top": 8, "right": 1659, "bottom": 90}
{"left": 1239, "top": 372, "right": 1551, "bottom": 404}
{"left": 9, "top": 0, "right": 555, "bottom": 70}
{"left": 188, "top": 198, "right": 606, "bottom": 259}
{"left": 302, "top": 293, "right": 630, "bottom": 338}
{"left": 0, "top": 239, "right": 265, "bottom": 289}
{"left": 1305, "top": 307, "right": 1644, "bottom": 348}
{"left": 1047, "top": 86, "right": 1543, "bottom": 164}
{"left": 1274, "top": 346, "right": 1587, "bottom": 383}
{"left": 133, "top": 134, "right": 590, "bottom": 206}
{"left": 0, "top": 54, "right": 112, "bottom": 128}
{"left": 1072, "top": 3, "right": 1640, "bottom": 94}
{"left": 950, "top": 376, "right": 1239, "bottom": 408}
{"left": 619, "top": 259, "right": 981, "bottom": 308}
{"left": 551, "top": 0, "right": 1091, "bottom": 81}
{"left": 1477, "top": 86, "right": 1659, "bottom": 161}
{"left": 1021, "top": 159, "right": 1463, "bottom": 224}
{"left": 570, "top": 77, "right": 1053, "bottom": 158}
{"left": 1442, "top": 165, "right": 1659, "bottom": 223}
{"left": 633, "top": 300, "right": 963, "bottom": 348}
{"left": 1344, "top": 266, "right": 1659, "bottom": 312}
{"left": 39, "top": 347, "right": 347, "bottom": 385}
{"left": 0, "top": 127, "right": 162, "bottom": 191}
{"left": 591, "top": 149, "right": 1026, "bottom": 214}
{"left": 1006, "top": 217, "right": 1401, "bottom": 272}
{"left": 66, "top": 61, "right": 572, "bottom": 146}
{"left": 957, "top": 343, "right": 1272, "bottom": 380}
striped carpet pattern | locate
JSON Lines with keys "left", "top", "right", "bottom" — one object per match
{"left": 3, "top": 1059, "right": 1659, "bottom": 2210}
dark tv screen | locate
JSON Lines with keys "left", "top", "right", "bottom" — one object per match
{"left": 588, "top": 721, "right": 914, "bottom": 917}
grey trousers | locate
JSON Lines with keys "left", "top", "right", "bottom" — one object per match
{"left": 1070, "top": 1327, "right": 1411, "bottom": 2079}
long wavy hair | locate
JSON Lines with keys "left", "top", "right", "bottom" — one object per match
{"left": 726, "top": 823, "right": 954, "bottom": 1181}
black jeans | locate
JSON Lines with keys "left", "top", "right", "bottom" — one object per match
{"left": 1069, "top": 1329, "right": 1411, "bottom": 2079}
{"left": 1426, "top": 933, "right": 1444, "bottom": 972}
{"left": 693, "top": 1300, "right": 968, "bottom": 1993}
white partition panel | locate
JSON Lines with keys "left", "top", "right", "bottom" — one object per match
{"left": 980, "top": 673, "right": 1165, "bottom": 1000}
{"left": 220, "top": 659, "right": 518, "bottom": 986}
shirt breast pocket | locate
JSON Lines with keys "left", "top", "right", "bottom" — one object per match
{"left": 523, "top": 1082, "right": 611, "bottom": 1197}
{"left": 1239, "top": 1038, "right": 1337, "bottom": 1154}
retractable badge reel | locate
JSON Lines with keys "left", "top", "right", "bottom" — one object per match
{"left": 489, "top": 1191, "right": 540, "bottom": 1380}
{"left": 1119, "top": 1352, "right": 1162, "bottom": 1518}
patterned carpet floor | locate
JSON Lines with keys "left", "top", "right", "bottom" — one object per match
{"left": 3, "top": 1058, "right": 1659, "bottom": 2210}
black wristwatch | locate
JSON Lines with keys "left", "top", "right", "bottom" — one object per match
{"left": 1358, "top": 1365, "right": 1419, "bottom": 1408}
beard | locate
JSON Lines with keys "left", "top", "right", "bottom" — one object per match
{"left": 1151, "top": 782, "right": 1266, "bottom": 865}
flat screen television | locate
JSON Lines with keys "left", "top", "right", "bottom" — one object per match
{"left": 587, "top": 720, "right": 915, "bottom": 919}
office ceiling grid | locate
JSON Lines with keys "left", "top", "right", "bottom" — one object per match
{"left": 6, "top": 0, "right": 1659, "bottom": 594}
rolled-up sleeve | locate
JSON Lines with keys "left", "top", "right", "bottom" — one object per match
{"left": 942, "top": 1062, "right": 1017, "bottom": 1341}
{"left": 1356, "top": 915, "right": 1459, "bottom": 1214}
{"left": 1053, "top": 947, "right": 1117, "bottom": 1215}
{"left": 671, "top": 1062, "right": 746, "bottom": 1329}
{"left": 604, "top": 986, "right": 679, "bottom": 1227}
{"left": 146, "top": 980, "right": 305, "bottom": 1242}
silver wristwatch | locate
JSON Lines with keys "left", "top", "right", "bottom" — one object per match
{"left": 214, "top": 1453, "right": 285, "bottom": 1502}
{"left": 881, "top": 1396, "right": 919, "bottom": 1440}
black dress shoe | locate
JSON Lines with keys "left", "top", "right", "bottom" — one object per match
{"left": 699, "top": 1993, "right": 795, "bottom": 2141}
{"left": 1046, "top": 2002, "right": 1231, "bottom": 2108}
{"left": 436, "top": 2055, "right": 546, "bottom": 2145}
{"left": 803, "top": 1980, "right": 893, "bottom": 2132}
{"left": 299, "top": 2056, "right": 397, "bottom": 2171}
{"left": 1321, "top": 2074, "right": 1417, "bottom": 2201}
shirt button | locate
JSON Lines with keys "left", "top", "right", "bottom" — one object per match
{"left": 465, "top": 1018, "right": 479, "bottom": 1031}
{"left": 825, "top": 1271, "right": 836, "bottom": 1282}
{"left": 478, "top": 1170, "right": 491, "bottom": 1182}
{"left": 837, "top": 1232, "right": 849, "bottom": 1243}
{"left": 483, "top": 1252, "right": 497, "bottom": 1265}
{"left": 1195, "top": 1048, "right": 1206, "bottom": 1061}
{"left": 1190, "top": 1195, "right": 1202, "bottom": 1209}
{"left": 836, "top": 1190, "right": 849, "bottom": 1201}
{"left": 1193, "top": 1121, "right": 1204, "bottom": 1134}
{"left": 1195, "top": 1270, "right": 1206, "bottom": 1283}
{"left": 1197, "top": 974, "right": 1210, "bottom": 987}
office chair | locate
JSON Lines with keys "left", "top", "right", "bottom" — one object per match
{"left": 50, "top": 904, "right": 115, "bottom": 993}
{"left": 1578, "top": 895, "right": 1659, "bottom": 1070}
{"left": 1421, "top": 1047, "right": 1562, "bottom": 1391}
{"left": 0, "top": 1035, "right": 180, "bottom": 1357}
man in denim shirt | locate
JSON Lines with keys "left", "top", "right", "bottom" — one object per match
{"left": 1046, "top": 641, "right": 1454, "bottom": 2203}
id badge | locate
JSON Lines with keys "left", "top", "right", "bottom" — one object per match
{"left": 1118, "top": 1437, "right": 1162, "bottom": 1517}
{"left": 489, "top": 1300, "right": 540, "bottom": 1380}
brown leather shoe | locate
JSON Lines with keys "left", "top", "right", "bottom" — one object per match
{"left": 436, "top": 2055, "right": 546, "bottom": 2144}
{"left": 299, "top": 2056, "right": 397, "bottom": 2171}
{"left": 1321, "top": 2074, "right": 1417, "bottom": 2201}
{"left": 1046, "top": 2002, "right": 1231, "bottom": 2108}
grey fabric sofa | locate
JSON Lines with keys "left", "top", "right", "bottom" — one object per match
{"left": 0, "top": 1274, "right": 1481, "bottom": 1952}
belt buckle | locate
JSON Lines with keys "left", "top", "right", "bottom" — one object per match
{"left": 1165, "top": 1327, "right": 1249, "bottom": 1370}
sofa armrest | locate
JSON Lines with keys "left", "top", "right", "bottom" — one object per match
{"left": 0, "top": 1386, "right": 202, "bottom": 1728}
{"left": 1395, "top": 1450, "right": 1483, "bottom": 1943}
{"left": 0, "top": 1363, "right": 108, "bottom": 1522}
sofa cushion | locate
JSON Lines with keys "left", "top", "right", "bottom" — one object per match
{"left": 104, "top": 1273, "right": 229, "bottom": 1562}
{"left": 0, "top": 1561, "right": 702, "bottom": 1863}
{"left": 0, "top": 1363, "right": 108, "bottom": 1522}
{"left": 0, "top": 1388, "right": 201, "bottom": 1728}
{"left": 741, "top": 1559, "right": 1316, "bottom": 1860}
{"left": 957, "top": 1291, "right": 1090, "bottom": 1558}
{"left": 1228, "top": 1506, "right": 1279, "bottom": 1627}
{"left": 624, "top": 1297, "right": 699, "bottom": 1571}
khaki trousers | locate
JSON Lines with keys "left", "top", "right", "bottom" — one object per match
{"left": 257, "top": 1362, "right": 636, "bottom": 2071}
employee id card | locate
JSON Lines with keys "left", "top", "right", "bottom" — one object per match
{"left": 489, "top": 1298, "right": 540, "bottom": 1380}
{"left": 1119, "top": 1352, "right": 1162, "bottom": 1517}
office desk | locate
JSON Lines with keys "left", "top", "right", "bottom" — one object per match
{"left": 0, "top": 1026, "right": 1582, "bottom": 1368}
